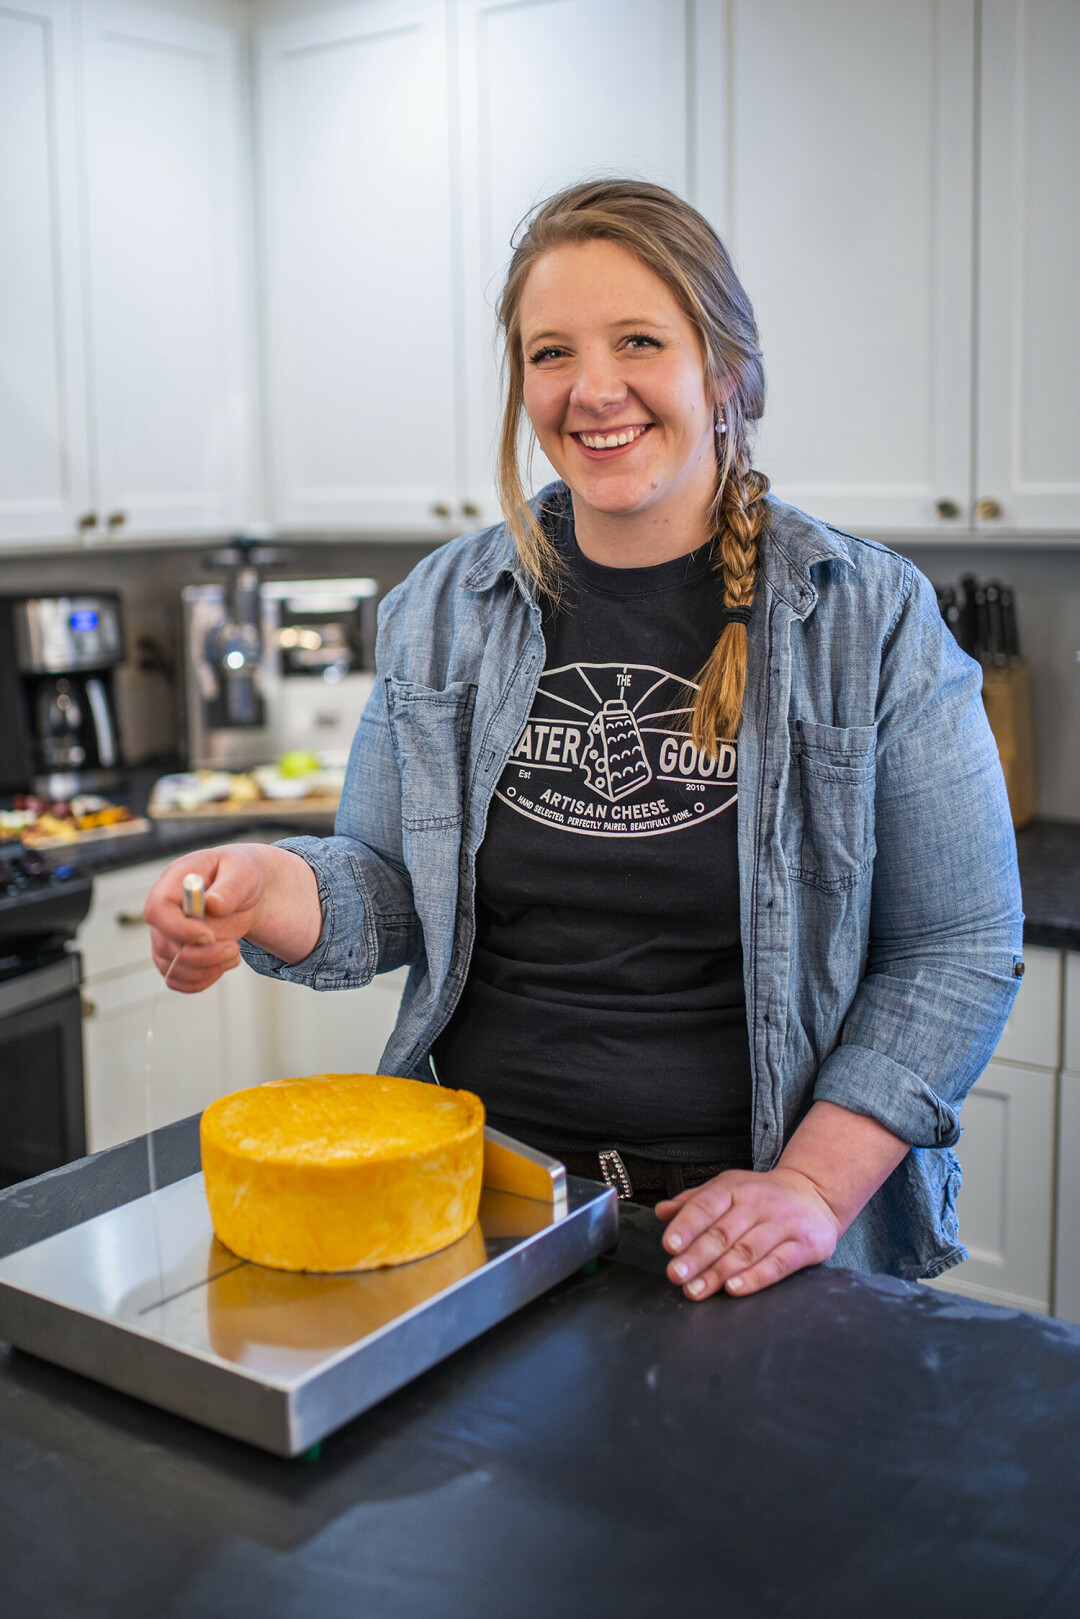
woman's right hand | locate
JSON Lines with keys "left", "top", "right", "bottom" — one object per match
{"left": 143, "top": 845, "right": 270, "bottom": 993}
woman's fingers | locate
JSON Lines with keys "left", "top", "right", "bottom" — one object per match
{"left": 690, "top": 1237, "right": 807, "bottom": 1301}
{"left": 150, "top": 934, "right": 241, "bottom": 991}
{"left": 659, "top": 1173, "right": 751, "bottom": 1258}
{"left": 666, "top": 1202, "right": 766, "bottom": 1290}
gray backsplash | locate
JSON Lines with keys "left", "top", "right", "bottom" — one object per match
{"left": 1, "top": 534, "right": 1077, "bottom": 822}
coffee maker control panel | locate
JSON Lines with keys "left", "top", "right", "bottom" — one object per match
{"left": 13, "top": 597, "right": 123, "bottom": 674}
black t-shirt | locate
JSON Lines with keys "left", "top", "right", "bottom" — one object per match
{"left": 434, "top": 491, "right": 752, "bottom": 1161}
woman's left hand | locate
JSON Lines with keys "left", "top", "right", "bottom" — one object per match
{"left": 656, "top": 1167, "right": 842, "bottom": 1300}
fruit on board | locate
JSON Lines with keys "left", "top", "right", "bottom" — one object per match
{"left": 200, "top": 1073, "right": 485, "bottom": 1272}
{"left": 277, "top": 750, "right": 321, "bottom": 779}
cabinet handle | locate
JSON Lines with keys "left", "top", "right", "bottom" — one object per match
{"left": 975, "top": 497, "right": 1003, "bottom": 521}
{"left": 106, "top": 511, "right": 127, "bottom": 530}
{"left": 432, "top": 502, "right": 452, "bottom": 519}
{"left": 77, "top": 512, "right": 98, "bottom": 531}
{"left": 81, "top": 994, "right": 98, "bottom": 1019}
{"left": 461, "top": 501, "right": 480, "bottom": 519}
{"left": 935, "top": 499, "right": 960, "bottom": 520}
{"left": 115, "top": 910, "right": 148, "bottom": 927}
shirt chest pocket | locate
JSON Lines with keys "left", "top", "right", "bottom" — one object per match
{"left": 789, "top": 719, "right": 877, "bottom": 893}
{"left": 386, "top": 678, "right": 476, "bottom": 832}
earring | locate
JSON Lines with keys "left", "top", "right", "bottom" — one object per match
{"left": 715, "top": 407, "right": 728, "bottom": 437}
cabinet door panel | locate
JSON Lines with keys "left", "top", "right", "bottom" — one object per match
{"left": 457, "top": 0, "right": 692, "bottom": 512}
{"left": 722, "top": 0, "right": 975, "bottom": 533}
{"left": 83, "top": 964, "right": 229, "bottom": 1153}
{"left": 80, "top": 0, "right": 252, "bottom": 539}
{"left": 265, "top": 968, "right": 409, "bottom": 1080}
{"left": 926, "top": 1059, "right": 1055, "bottom": 1313}
{"left": 258, "top": 0, "right": 457, "bottom": 533}
{"left": 0, "top": 0, "right": 90, "bottom": 544}
{"left": 977, "top": 0, "right": 1080, "bottom": 531}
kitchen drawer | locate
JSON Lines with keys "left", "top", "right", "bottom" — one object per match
{"left": 992, "top": 945, "right": 1062, "bottom": 1072}
{"left": 79, "top": 859, "right": 174, "bottom": 982}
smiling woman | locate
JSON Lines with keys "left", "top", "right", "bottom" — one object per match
{"left": 145, "top": 179, "right": 1023, "bottom": 1304}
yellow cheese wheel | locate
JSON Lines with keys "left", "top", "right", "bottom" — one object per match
{"left": 200, "top": 1073, "right": 485, "bottom": 1272}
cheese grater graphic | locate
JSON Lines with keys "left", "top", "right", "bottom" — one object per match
{"left": 583, "top": 699, "right": 653, "bottom": 801}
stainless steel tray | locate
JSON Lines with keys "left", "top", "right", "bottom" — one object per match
{"left": 0, "top": 1129, "right": 617, "bottom": 1456}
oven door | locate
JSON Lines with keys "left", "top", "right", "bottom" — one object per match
{"left": 0, "top": 953, "right": 86, "bottom": 1186}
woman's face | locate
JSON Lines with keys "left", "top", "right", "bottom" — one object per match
{"left": 519, "top": 239, "right": 719, "bottom": 552}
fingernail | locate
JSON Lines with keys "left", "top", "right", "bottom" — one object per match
{"left": 667, "top": 1232, "right": 683, "bottom": 1252}
{"left": 687, "top": 1278, "right": 706, "bottom": 1297}
{"left": 198, "top": 931, "right": 213, "bottom": 946}
{"left": 728, "top": 1276, "right": 744, "bottom": 1293}
{"left": 672, "top": 1260, "right": 689, "bottom": 1281}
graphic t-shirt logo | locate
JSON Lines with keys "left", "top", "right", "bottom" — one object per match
{"left": 496, "top": 661, "right": 737, "bottom": 838}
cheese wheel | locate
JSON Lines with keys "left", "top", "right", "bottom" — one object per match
{"left": 200, "top": 1073, "right": 485, "bottom": 1272}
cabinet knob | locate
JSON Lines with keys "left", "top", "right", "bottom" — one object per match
{"left": 115, "top": 910, "right": 148, "bottom": 927}
{"left": 80, "top": 994, "right": 98, "bottom": 1019}
{"left": 975, "top": 497, "right": 1003, "bottom": 521}
{"left": 77, "top": 512, "right": 98, "bottom": 531}
{"left": 461, "top": 501, "right": 480, "bottom": 519}
{"left": 935, "top": 498, "right": 960, "bottom": 520}
{"left": 431, "top": 502, "right": 452, "bottom": 519}
{"left": 106, "top": 510, "right": 127, "bottom": 530}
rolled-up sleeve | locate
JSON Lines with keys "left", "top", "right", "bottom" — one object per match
{"left": 812, "top": 565, "right": 1024, "bottom": 1147}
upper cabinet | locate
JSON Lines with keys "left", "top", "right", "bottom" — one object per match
{"left": 256, "top": 0, "right": 462, "bottom": 535}
{"left": 79, "top": 0, "right": 254, "bottom": 540}
{"left": 455, "top": 0, "right": 694, "bottom": 512}
{"left": 2, "top": 0, "right": 1077, "bottom": 546}
{"left": 0, "top": 0, "right": 92, "bottom": 544}
{"left": 975, "top": 0, "right": 1080, "bottom": 533}
{"left": 0, "top": 0, "right": 254, "bottom": 548}
{"left": 719, "top": 0, "right": 976, "bottom": 535}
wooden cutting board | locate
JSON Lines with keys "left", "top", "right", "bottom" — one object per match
{"left": 148, "top": 794, "right": 339, "bottom": 819}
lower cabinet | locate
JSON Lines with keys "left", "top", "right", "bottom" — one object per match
{"left": 924, "top": 944, "right": 1068, "bottom": 1317}
{"left": 79, "top": 855, "right": 409, "bottom": 1154}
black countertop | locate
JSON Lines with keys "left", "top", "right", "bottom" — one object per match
{"left": 3, "top": 1126, "right": 1080, "bottom": 1618}
{"left": 1016, "top": 818, "right": 1080, "bottom": 951}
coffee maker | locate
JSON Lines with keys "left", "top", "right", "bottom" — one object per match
{"left": 0, "top": 595, "right": 126, "bottom": 796}
{"left": 181, "top": 542, "right": 379, "bottom": 770}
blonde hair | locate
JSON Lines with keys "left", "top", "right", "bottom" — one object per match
{"left": 496, "top": 178, "right": 769, "bottom": 751}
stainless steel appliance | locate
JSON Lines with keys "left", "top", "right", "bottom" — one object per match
{"left": 0, "top": 851, "right": 92, "bottom": 1186}
{"left": 183, "top": 573, "right": 378, "bottom": 770}
{"left": 0, "top": 595, "right": 126, "bottom": 796}
{"left": 0, "top": 1133, "right": 617, "bottom": 1454}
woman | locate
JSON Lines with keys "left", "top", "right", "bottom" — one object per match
{"left": 146, "top": 180, "right": 1023, "bottom": 1301}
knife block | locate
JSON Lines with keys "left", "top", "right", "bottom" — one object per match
{"left": 981, "top": 658, "right": 1038, "bottom": 829}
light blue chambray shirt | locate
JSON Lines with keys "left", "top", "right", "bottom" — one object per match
{"left": 242, "top": 490, "right": 1024, "bottom": 1281}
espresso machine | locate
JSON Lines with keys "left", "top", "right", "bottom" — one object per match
{"left": 0, "top": 595, "right": 126, "bottom": 796}
{"left": 182, "top": 545, "right": 378, "bottom": 770}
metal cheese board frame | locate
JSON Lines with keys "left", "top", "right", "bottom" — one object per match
{"left": 0, "top": 1128, "right": 617, "bottom": 1456}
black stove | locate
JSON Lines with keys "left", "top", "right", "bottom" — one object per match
{"left": 0, "top": 848, "right": 92, "bottom": 1184}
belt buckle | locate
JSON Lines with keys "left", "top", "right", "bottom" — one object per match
{"left": 598, "top": 1148, "right": 633, "bottom": 1201}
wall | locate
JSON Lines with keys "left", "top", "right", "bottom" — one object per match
{"left": 1, "top": 533, "right": 1076, "bottom": 822}
{"left": 0, "top": 539, "right": 437, "bottom": 767}
{"left": 894, "top": 541, "right": 1080, "bottom": 822}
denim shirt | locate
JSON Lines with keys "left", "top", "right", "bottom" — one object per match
{"left": 242, "top": 489, "right": 1024, "bottom": 1281}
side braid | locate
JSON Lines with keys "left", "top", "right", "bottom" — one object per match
{"left": 690, "top": 416, "right": 770, "bottom": 757}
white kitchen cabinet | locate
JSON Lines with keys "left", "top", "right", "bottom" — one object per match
{"left": 0, "top": 0, "right": 92, "bottom": 546}
{"left": 79, "top": 0, "right": 255, "bottom": 540}
{"left": 78, "top": 854, "right": 409, "bottom": 1153}
{"left": 975, "top": 0, "right": 1080, "bottom": 533}
{"left": 717, "top": 0, "right": 976, "bottom": 535}
{"left": 1055, "top": 954, "right": 1080, "bottom": 1325}
{"left": 925, "top": 946, "right": 1062, "bottom": 1314}
{"left": 455, "top": 0, "right": 694, "bottom": 512}
{"left": 256, "top": 0, "right": 464, "bottom": 536}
